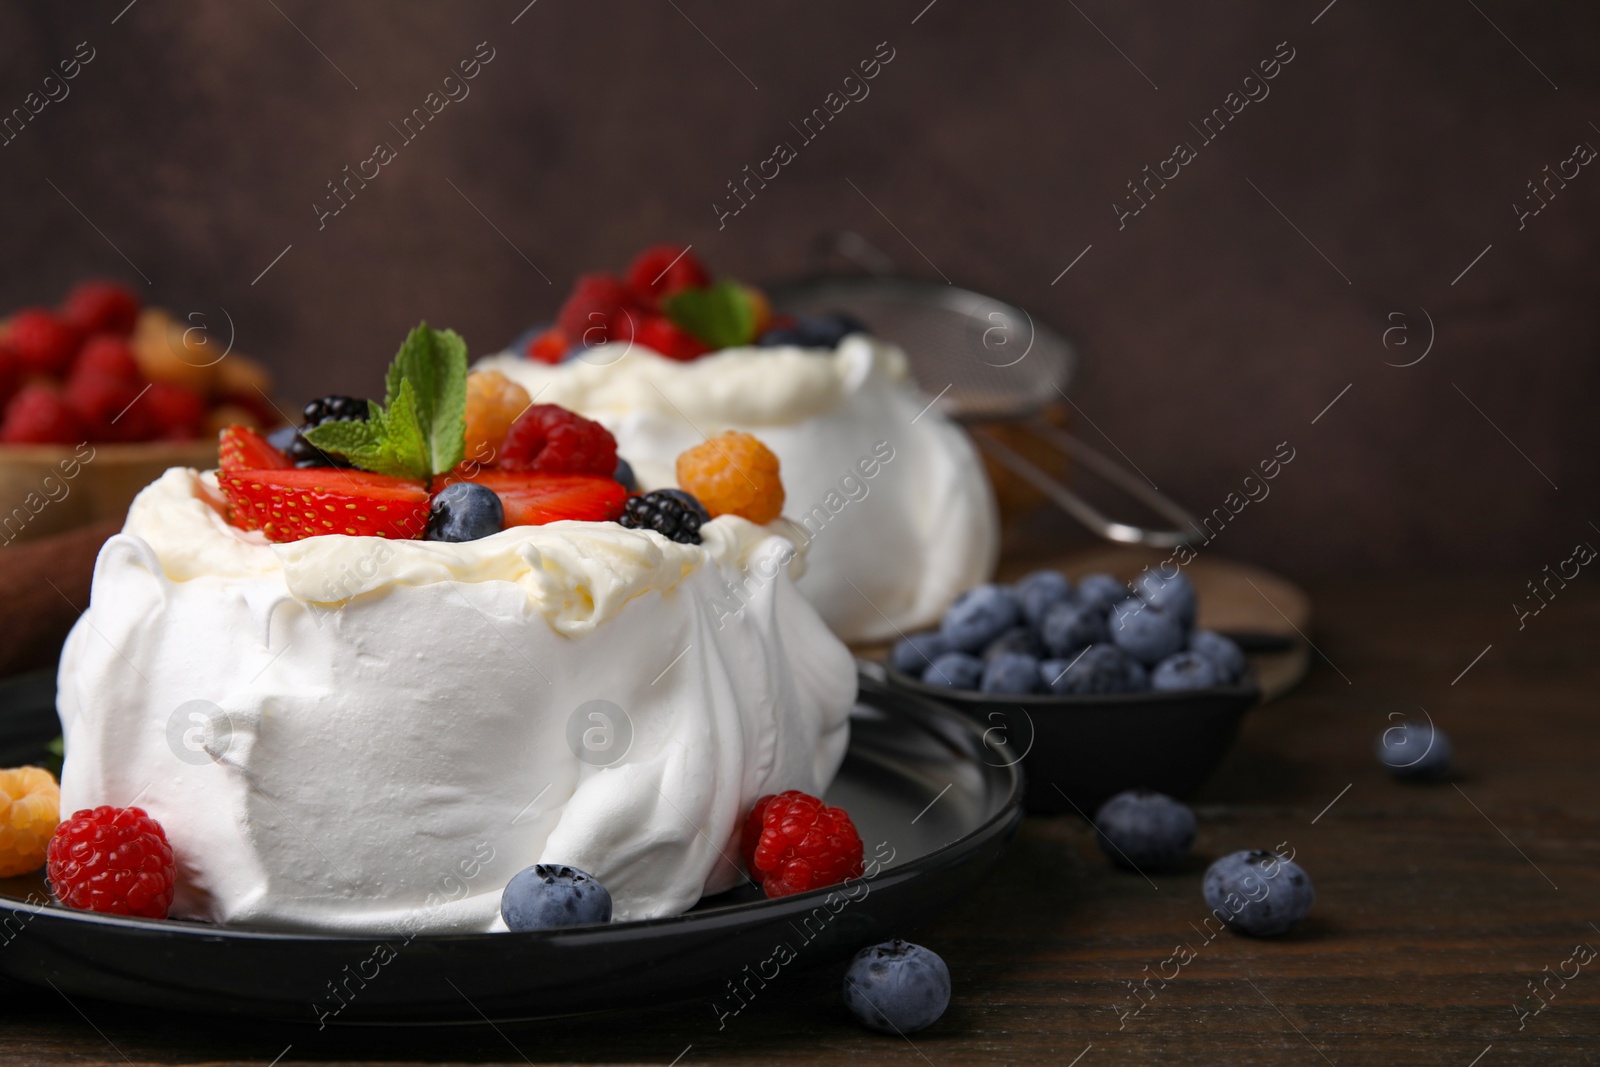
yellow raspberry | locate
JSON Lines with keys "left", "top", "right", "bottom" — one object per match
{"left": 463, "top": 370, "right": 532, "bottom": 465}
{"left": 676, "top": 431, "right": 785, "bottom": 524}
{"left": 0, "top": 766, "right": 61, "bottom": 877}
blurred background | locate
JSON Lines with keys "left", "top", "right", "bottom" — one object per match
{"left": 0, "top": 0, "right": 1595, "bottom": 573}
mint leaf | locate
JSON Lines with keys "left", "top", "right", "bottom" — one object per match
{"left": 664, "top": 281, "right": 756, "bottom": 349}
{"left": 372, "top": 379, "right": 430, "bottom": 480}
{"left": 386, "top": 323, "right": 468, "bottom": 474}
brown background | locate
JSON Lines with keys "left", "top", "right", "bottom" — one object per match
{"left": 1, "top": 0, "right": 1596, "bottom": 574}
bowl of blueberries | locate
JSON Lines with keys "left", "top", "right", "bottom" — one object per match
{"left": 881, "top": 567, "right": 1260, "bottom": 815}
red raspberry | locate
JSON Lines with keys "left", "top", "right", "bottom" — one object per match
{"left": 625, "top": 245, "right": 711, "bottom": 308}
{"left": 71, "top": 335, "right": 142, "bottom": 384}
{"left": 1, "top": 384, "right": 87, "bottom": 444}
{"left": 141, "top": 381, "right": 207, "bottom": 440}
{"left": 6, "top": 309, "right": 81, "bottom": 377}
{"left": 499, "top": 403, "right": 618, "bottom": 476}
{"left": 741, "top": 790, "right": 865, "bottom": 898}
{"left": 60, "top": 280, "right": 141, "bottom": 337}
{"left": 47, "top": 805, "right": 176, "bottom": 919}
{"left": 65, "top": 372, "right": 151, "bottom": 442}
{"left": 635, "top": 316, "right": 711, "bottom": 361}
{"left": 525, "top": 327, "right": 569, "bottom": 365}
{"left": 557, "top": 274, "right": 632, "bottom": 347}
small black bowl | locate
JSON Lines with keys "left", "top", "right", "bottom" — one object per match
{"left": 876, "top": 661, "right": 1260, "bottom": 815}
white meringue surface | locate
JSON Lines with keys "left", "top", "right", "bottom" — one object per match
{"left": 57, "top": 468, "right": 855, "bottom": 934}
{"left": 477, "top": 334, "right": 999, "bottom": 643}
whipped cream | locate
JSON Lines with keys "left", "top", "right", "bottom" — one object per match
{"left": 57, "top": 468, "right": 856, "bottom": 934}
{"left": 478, "top": 335, "right": 999, "bottom": 642}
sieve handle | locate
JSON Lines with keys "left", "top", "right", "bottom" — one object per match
{"left": 973, "top": 422, "right": 1198, "bottom": 549}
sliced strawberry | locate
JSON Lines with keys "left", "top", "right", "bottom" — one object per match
{"left": 437, "top": 469, "right": 625, "bottom": 527}
{"left": 219, "top": 425, "right": 289, "bottom": 471}
{"left": 219, "top": 468, "right": 430, "bottom": 542}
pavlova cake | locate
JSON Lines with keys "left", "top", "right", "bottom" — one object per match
{"left": 49, "top": 324, "right": 862, "bottom": 934}
{"left": 474, "top": 246, "right": 1000, "bottom": 644}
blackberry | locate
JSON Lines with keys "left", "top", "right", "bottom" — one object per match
{"left": 618, "top": 489, "right": 708, "bottom": 544}
{"left": 287, "top": 394, "right": 368, "bottom": 468}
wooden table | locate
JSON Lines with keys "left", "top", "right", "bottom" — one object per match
{"left": 8, "top": 571, "right": 1598, "bottom": 1065}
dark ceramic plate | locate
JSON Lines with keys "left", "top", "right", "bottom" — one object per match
{"left": 0, "top": 668, "right": 1021, "bottom": 1025}
{"left": 875, "top": 661, "right": 1260, "bottom": 815}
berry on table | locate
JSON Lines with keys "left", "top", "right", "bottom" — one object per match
{"left": 842, "top": 940, "right": 950, "bottom": 1035}
{"left": 1, "top": 384, "right": 87, "bottom": 445}
{"left": 1203, "top": 850, "right": 1314, "bottom": 936}
{"left": 1040, "top": 600, "right": 1110, "bottom": 658}
{"left": 6, "top": 309, "right": 80, "bottom": 377}
{"left": 1074, "top": 572, "right": 1128, "bottom": 615}
{"left": 741, "top": 790, "right": 864, "bottom": 898}
{"left": 500, "top": 403, "right": 618, "bottom": 477}
{"left": 1109, "top": 598, "right": 1187, "bottom": 666}
{"left": 922, "top": 651, "right": 984, "bottom": 690}
{"left": 618, "top": 488, "right": 709, "bottom": 544}
{"left": 1151, "top": 650, "right": 1221, "bottom": 692}
{"left": 426, "top": 481, "right": 504, "bottom": 542}
{"left": 287, "top": 395, "right": 368, "bottom": 468}
{"left": 500, "top": 864, "right": 612, "bottom": 930}
{"left": 1376, "top": 721, "right": 1452, "bottom": 780}
{"left": 1189, "top": 630, "right": 1247, "bottom": 684}
{"left": 218, "top": 425, "right": 290, "bottom": 471}
{"left": 1039, "top": 643, "right": 1141, "bottom": 695}
{"left": 1134, "top": 568, "right": 1198, "bottom": 628}
{"left": 624, "top": 244, "right": 711, "bottom": 308}
{"left": 60, "top": 281, "right": 141, "bottom": 337}
{"left": 0, "top": 766, "right": 60, "bottom": 878}
{"left": 220, "top": 468, "right": 432, "bottom": 542}
{"left": 890, "top": 631, "right": 952, "bottom": 675}
{"left": 1013, "top": 569, "right": 1072, "bottom": 627}
{"left": 675, "top": 431, "right": 785, "bottom": 524}
{"left": 939, "top": 583, "right": 1022, "bottom": 652}
{"left": 463, "top": 369, "right": 531, "bottom": 462}
{"left": 981, "top": 652, "right": 1040, "bottom": 694}
{"left": 1093, "top": 789, "right": 1195, "bottom": 870}
{"left": 47, "top": 805, "right": 176, "bottom": 919}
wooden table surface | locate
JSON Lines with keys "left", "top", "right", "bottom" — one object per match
{"left": 7, "top": 570, "right": 1599, "bottom": 1066}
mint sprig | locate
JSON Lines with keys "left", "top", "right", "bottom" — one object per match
{"left": 663, "top": 280, "right": 758, "bottom": 349}
{"left": 304, "top": 323, "right": 468, "bottom": 481}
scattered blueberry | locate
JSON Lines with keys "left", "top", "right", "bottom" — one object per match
{"left": 1376, "top": 721, "right": 1453, "bottom": 780}
{"left": 1189, "top": 630, "right": 1247, "bottom": 684}
{"left": 939, "top": 584, "right": 1021, "bottom": 652}
{"left": 1151, "top": 651, "right": 1221, "bottom": 692}
{"left": 922, "top": 651, "right": 984, "bottom": 689}
{"left": 1093, "top": 790, "right": 1196, "bottom": 870}
{"left": 981, "top": 652, "right": 1040, "bottom": 694}
{"left": 1075, "top": 572, "right": 1127, "bottom": 615}
{"left": 1040, "top": 601, "right": 1110, "bottom": 658}
{"left": 1109, "top": 598, "right": 1187, "bottom": 666}
{"left": 1039, "top": 644, "right": 1139, "bottom": 695}
{"left": 983, "top": 626, "right": 1043, "bottom": 660}
{"left": 1203, "top": 850, "right": 1314, "bottom": 936}
{"left": 613, "top": 457, "right": 638, "bottom": 492}
{"left": 1123, "top": 656, "right": 1150, "bottom": 690}
{"left": 501, "top": 864, "right": 613, "bottom": 930}
{"left": 1133, "top": 568, "right": 1198, "bottom": 628}
{"left": 1013, "top": 570, "right": 1072, "bottom": 627}
{"left": 842, "top": 939, "right": 950, "bottom": 1035}
{"left": 758, "top": 312, "right": 868, "bottom": 349}
{"left": 425, "top": 482, "right": 504, "bottom": 542}
{"left": 890, "top": 631, "right": 952, "bottom": 675}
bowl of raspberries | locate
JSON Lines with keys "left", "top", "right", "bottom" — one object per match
{"left": 0, "top": 280, "right": 282, "bottom": 543}
{"left": 883, "top": 567, "right": 1260, "bottom": 814}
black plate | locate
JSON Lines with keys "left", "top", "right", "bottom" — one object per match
{"left": 0, "top": 668, "right": 1021, "bottom": 1025}
{"left": 875, "top": 661, "right": 1259, "bottom": 815}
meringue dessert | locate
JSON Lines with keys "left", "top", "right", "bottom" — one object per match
{"left": 54, "top": 324, "right": 857, "bottom": 934}
{"left": 478, "top": 246, "right": 1000, "bottom": 644}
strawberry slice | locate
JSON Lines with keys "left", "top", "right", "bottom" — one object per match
{"left": 437, "top": 469, "right": 625, "bottom": 527}
{"left": 220, "top": 468, "right": 430, "bottom": 542}
{"left": 219, "top": 425, "right": 290, "bottom": 471}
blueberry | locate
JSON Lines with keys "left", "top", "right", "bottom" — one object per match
{"left": 265, "top": 424, "right": 299, "bottom": 453}
{"left": 922, "top": 651, "right": 983, "bottom": 690}
{"left": 1133, "top": 568, "right": 1198, "bottom": 629}
{"left": 1040, "top": 601, "right": 1110, "bottom": 657}
{"left": 939, "top": 584, "right": 1021, "bottom": 652}
{"left": 1203, "top": 850, "right": 1314, "bottom": 936}
{"left": 842, "top": 939, "right": 950, "bottom": 1035}
{"left": 1189, "top": 630, "right": 1247, "bottom": 684}
{"left": 613, "top": 457, "right": 638, "bottom": 492}
{"left": 890, "top": 631, "right": 953, "bottom": 675}
{"left": 1013, "top": 570, "right": 1072, "bottom": 627}
{"left": 1109, "top": 598, "right": 1187, "bottom": 666}
{"left": 982, "top": 626, "right": 1042, "bottom": 660}
{"left": 755, "top": 327, "right": 806, "bottom": 347}
{"left": 1093, "top": 789, "right": 1196, "bottom": 870}
{"left": 1151, "top": 651, "right": 1221, "bottom": 692}
{"left": 501, "top": 864, "right": 613, "bottom": 930}
{"left": 1123, "top": 656, "right": 1150, "bottom": 690}
{"left": 759, "top": 312, "right": 867, "bottom": 349}
{"left": 425, "top": 482, "right": 504, "bottom": 542}
{"left": 1376, "top": 721, "right": 1452, "bottom": 780}
{"left": 1039, "top": 644, "right": 1140, "bottom": 695}
{"left": 981, "top": 652, "right": 1040, "bottom": 694}
{"left": 1074, "top": 573, "right": 1128, "bottom": 616}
